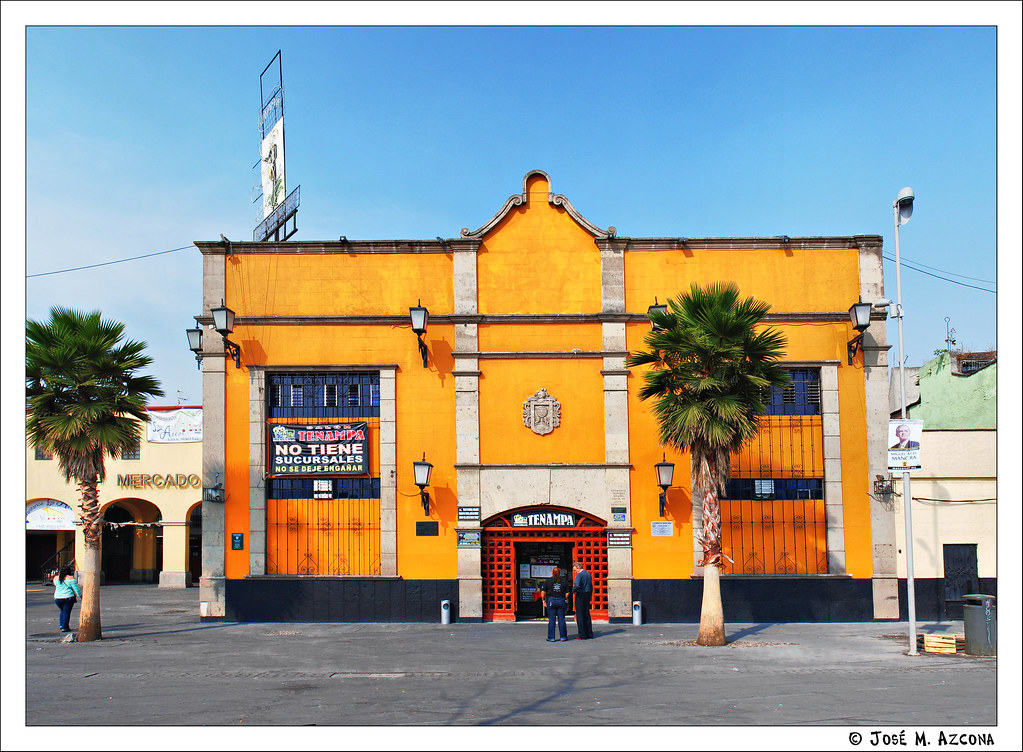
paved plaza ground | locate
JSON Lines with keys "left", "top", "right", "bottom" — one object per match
{"left": 9, "top": 582, "right": 1014, "bottom": 750}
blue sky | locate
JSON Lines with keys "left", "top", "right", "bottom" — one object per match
{"left": 7, "top": 10, "right": 1018, "bottom": 409}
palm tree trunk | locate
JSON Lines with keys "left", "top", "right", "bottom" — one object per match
{"left": 76, "top": 476, "right": 103, "bottom": 642}
{"left": 696, "top": 478, "right": 726, "bottom": 646}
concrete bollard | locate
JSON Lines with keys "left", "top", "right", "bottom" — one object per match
{"left": 633, "top": 600, "right": 642, "bottom": 625}
{"left": 441, "top": 599, "right": 451, "bottom": 625}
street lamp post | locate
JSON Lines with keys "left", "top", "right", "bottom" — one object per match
{"left": 892, "top": 186, "right": 918, "bottom": 655}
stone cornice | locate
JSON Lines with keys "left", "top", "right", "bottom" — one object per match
{"left": 195, "top": 234, "right": 881, "bottom": 256}
{"left": 194, "top": 238, "right": 480, "bottom": 255}
{"left": 600, "top": 235, "right": 881, "bottom": 252}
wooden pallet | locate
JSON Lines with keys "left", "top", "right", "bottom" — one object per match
{"left": 919, "top": 634, "right": 965, "bottom": 654}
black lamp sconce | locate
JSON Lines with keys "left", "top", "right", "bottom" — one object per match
{"left": 647, "top": 297, "right": 668, "bottom": 330}
{"left": 847, "top": 302, "right": 872, "bottom": 365}
{"left": 211, "top": 302, "right": 242, "bottom": 368}
{"left": 410, "top": 300, "right": 429, "bottom": 368}
{"left": 188, "top": 303, "right": 242, "bottom": 368}
{"left": 413, "top": 453, "right": 434, "bottom": 516}
{"left": 654, "top": 454, "right": 675, "bottom": 517}
{"left": 185, "top": 325, "right": 203, "bottom": 370}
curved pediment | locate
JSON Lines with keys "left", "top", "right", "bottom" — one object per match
{"left": 461, "top": 170, "right": 616, "bottom": 239}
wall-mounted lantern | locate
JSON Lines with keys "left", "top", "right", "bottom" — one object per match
{"left": 847, "top": 301, "right": 873, "bottom": 365}
{"left": 654, "top": 454, "right": 675, "bottom": 517}
{"left": 413, "top": 453, "right": 434, "bottom": 516}
{"left": 211, "top": 302, "right": 242, "bottom": 368}
{"left": 410, "top": 300, "right": 429, "bottom": 368}
{"left": 647, "top": 297, "right": 668, "bottom": 330}
{"left": 186, "top": 326, "right": 203, "bottom": 370}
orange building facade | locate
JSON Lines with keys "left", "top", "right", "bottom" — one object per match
{"left": 192, "top": 171, "right": 896, "bottom": 623}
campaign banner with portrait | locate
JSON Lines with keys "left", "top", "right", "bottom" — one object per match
{"left": 888, "top": 419, "right": 924, "bottom": 471}
{"left": 268, "top": 422, "right": 368, "bottom": 476}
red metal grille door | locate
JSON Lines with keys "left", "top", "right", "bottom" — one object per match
{"left": 574, "top": 532, "right": 609, "bottom": 620}
{"left": 482, "top": 534, "right": 516, "bottom": 621}
{"left": 481, "top": 509, "right": 608, "bottom": 622}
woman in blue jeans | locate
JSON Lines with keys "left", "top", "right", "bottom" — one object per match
{"left": 53, "top": 564, "right": 81, "bottom": 632}
{"left": 540, "top": 567, "right": 569, "bottom": 642}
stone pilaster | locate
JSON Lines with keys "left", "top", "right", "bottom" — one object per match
{"left": 199, "top": 248, "right": 227, "bottom": 618}
{"left": 821, "top": 364, "right": 846, "bottom": 574}
{"left": 379, "top": 369, "right": 398, "bottom": 576}
{"left": 248, "top": 369, "right": 266, "bottom": 576}
{"left": 857, "top": 235, "right": 898, "bottom": 619}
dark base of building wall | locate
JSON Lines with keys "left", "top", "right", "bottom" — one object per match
{"left": 225, "top": 577, "right": 459, "bottom": 622}
{"left": 632, "top": 577, "right": 875, "bottom": 623}
{"left": 900, "top": 578, "right": 997, "bottom": 622}
{"left": 632, "top": 577, "right": 999, "bottom": 623}
{"left": 221, "top": 576, "right": 998, "bottom": 624}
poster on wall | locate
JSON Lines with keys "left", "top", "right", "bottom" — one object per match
{"left": 887, "top": 419, "right": 924, "bottom": 471}
{"left": 147, "top": 408, "right": 202, "bottom": 443}
{"left": 268, "top": 422, "right": 368, "bottom": 476}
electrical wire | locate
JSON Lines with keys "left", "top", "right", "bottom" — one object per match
{"left": 883, "top": 254, "right": 995, "bottom": 294}
{"left": 26, "top": 245, "right": 194, "bottom": 278}
{"left": 890, "top": 255, "right": 995, "bottom": 284}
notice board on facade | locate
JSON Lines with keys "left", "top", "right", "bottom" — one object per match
{"left": 268, "top": 422, "right": 368, "bottom": 476}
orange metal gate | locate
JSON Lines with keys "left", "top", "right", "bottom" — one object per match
{"left": 481, "top": 508, "right": 608, "bottom": 622}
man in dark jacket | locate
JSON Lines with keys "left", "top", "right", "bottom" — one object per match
{"left": 572, "top": 561, "right": 594, "bottom": 639}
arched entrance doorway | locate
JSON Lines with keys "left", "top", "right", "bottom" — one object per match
{"left": 188, "top": 503, "right": 202, "bottom": 585}
{"left": 481, "top": 506, "right": 608, "bottom": 622}
{"left": 101, "top": 500, "right": 163, "bottom": 583}
{"left": 102, "top": 505, "right": 134, "bottom": 582}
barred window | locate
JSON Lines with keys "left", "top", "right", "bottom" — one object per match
{"left": 120, "top": 436, "right": 141, "bottom": 460}
{"left": 268, "top": 476, "right": 381, "bottom": 500}
{"left": 267, "top": 373, "right": 380, "bottom": 419}
{"left": 725, "top": 478, "right": 824, "bottom": 500}
{"left": 761, "top": 368, "right": 821, "bottom": 415}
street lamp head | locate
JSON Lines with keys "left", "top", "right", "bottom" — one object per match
{"left": 211, "top": 303, "right": 236, "bottom": 336}
{"left": 895, "top": 186, "right": 914, "bottom": 225}
{"left": 848, "top": 302, "right": 872, "bottom": 332}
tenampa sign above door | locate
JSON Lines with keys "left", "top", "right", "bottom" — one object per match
{"left": 512, "top": 510, "right": 576, "bottom": 527}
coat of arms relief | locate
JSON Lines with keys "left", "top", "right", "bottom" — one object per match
{"left": 523, "top": 388, "right": 561, "bottom": 436}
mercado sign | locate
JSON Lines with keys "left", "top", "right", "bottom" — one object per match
{"left": 269, "top": 422, "right": 368, "bottom": 476}
{"left": 118, "top": 473, "right": 201, "bottom": 490}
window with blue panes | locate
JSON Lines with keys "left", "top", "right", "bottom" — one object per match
{"left": 761, "top": 368, "right": 821, "bottom": 416}
{"left": 267, "top": 372, "right": 380, "bottom": 420}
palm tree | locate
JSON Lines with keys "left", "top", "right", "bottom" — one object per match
{"left": 26, "top": 307, "right": 163, "bottom": 641}
{"left": 626, "top": 282, "right": 789, "bottom": 645}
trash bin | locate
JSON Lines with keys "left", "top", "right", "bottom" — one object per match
{"left": 632, "top": 600, "right": 642, "bottom": 626}
{"left": 440, "top": 599, "right": 451, "bottom": 625}
{"left": 962, "top": 594, "right": 996, "bottom": 656}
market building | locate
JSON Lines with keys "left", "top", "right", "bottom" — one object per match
{"left": 26, "top": 406, "right": 203, "bottom": 587}
{"left": 191, "top": 170, "right": 895, "bottom": 623}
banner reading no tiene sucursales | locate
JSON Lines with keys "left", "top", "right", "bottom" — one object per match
{"left": 269, "top": 422, "right": 368, "bottom": 476}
